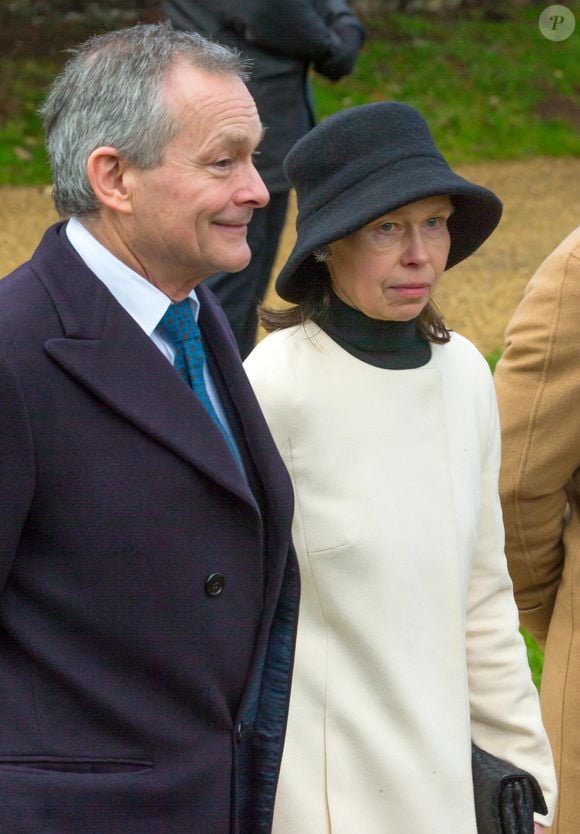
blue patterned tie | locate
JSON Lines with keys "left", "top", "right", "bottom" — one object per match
{"left": 159, "top": 300, "right": 242, "bottom": 467}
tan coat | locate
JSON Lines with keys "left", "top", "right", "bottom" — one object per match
{"left": 246, "top": 324, "right": 556, "bottom": 833}
{"left": 495, "top": 226, "right": 580, "bottom": 834}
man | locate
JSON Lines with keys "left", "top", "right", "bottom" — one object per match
{"left": 495, "top": 226, "right": 580, "bottom": 834}
{"left": 163, "top": 0, "right": 365, "bottom": 357}
{"left": 0, "top": 23, "right": 298, "bottom": 834}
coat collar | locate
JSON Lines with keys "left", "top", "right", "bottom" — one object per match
{"left": 33, "top": 223, "right": 286, "bottom": 516}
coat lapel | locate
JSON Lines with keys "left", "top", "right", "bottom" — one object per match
{"left": 35, "top": 224, "right": 258, "bottom": 511}
{"left": 198, "top": 285, "right": 295, "bottom": 557}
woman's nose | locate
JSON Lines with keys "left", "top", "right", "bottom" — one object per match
{"left": 401, "top": 227, "right": 429, "bottom": 266}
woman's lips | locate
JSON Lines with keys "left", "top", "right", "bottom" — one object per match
{"left": 389, "top": 283, "right": 430, "bottom": 298}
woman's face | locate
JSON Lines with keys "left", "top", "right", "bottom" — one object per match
{"left": 327, "top": 195, "right": 453, "bottom": 322}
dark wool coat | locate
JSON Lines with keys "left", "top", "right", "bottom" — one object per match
{"left": 162, "top": 0, "right": 365, "bottom": 192}
{"left": 0, "top": 224, "right": 299, "bottom": 834}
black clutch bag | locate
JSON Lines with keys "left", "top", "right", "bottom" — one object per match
{"left": 472, "top": 742, "right": 548, "bottom": 834}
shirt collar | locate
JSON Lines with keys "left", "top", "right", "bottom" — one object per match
{"left": 65, "top": 216, "right": 200, "bottom": 335}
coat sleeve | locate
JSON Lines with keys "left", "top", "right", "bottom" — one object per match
{"left": 494, "top": 232, "right": 580, "bottom": 647}
{"left": 466, "top": 376, "right": 557, "bottom": 825}
{"left": 0, "top": 351, "right": 35, "bottom": 588}
{"left": 311, "top": 0, "right": 365, "bottom": 81}
{"left": 222, "top": 0, "right": 364, "bottom": 72}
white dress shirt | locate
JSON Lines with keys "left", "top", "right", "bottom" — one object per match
{"left": 65, "top": 217, "right": 241, "bottom": 461}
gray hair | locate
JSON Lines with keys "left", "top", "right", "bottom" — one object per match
{"left": 40, "top": 22, "right": 250, "bottom": 217}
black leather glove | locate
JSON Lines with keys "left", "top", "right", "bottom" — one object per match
{"left": 313, "top": 19, "right": 364, "bottom": 81}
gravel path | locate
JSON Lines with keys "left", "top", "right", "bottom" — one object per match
{"left": 2, "top": 156, "right": 579, "bottom": 356}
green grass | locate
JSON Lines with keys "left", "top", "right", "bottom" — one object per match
{"left": 1, "top": 8, "right": 579, "bottom": 185}
{"left": 522, "top": 629, "right": 544, "bottom": 690}
{"left": 311, "top": 7, "right": 580, "bottom": 165}
{"left": 0, "top": 59, "right": 56, "bottom": 185}
{"left": 485, "top": 348, "right": 503, "bottom": 374}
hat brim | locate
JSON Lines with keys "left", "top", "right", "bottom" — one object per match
{"left": 275, "top": 158, "right": 502, "bottom": 304}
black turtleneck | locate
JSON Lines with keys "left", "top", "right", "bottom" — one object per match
{"left": 315, "top": 290, "right": 431, "bottom": 370}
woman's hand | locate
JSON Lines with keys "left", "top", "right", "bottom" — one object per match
{"left": 534, "top": 824, "right": 544, "bottom": 833}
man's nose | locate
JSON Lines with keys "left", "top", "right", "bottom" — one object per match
{"left": 238, "top": 162, "right": 270, "bottom": 208}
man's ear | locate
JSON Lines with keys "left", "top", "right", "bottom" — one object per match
{"left": 86, "top": 146, "right": 134, "bottom": 215}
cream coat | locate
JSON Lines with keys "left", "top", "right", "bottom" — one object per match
{"left": 495, "top": 226, "right": 580, "bottom": 834}
{"left": 245, "top": 323, "right": 556, "bottom": 833}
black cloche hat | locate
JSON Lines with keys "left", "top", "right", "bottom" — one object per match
{"left": 275, "top": 102, "right": 503, "bottom": 303}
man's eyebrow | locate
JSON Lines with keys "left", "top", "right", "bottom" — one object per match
{"left": 210, "top": 126, "right": 267, "bottom": 150}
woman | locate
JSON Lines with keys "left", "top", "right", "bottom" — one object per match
{"left": 244, "top": 102, "right": 557, "bottom": 834}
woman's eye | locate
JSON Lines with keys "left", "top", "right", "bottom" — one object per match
{"left": 426, "top": 217, "right": 444, "bottom": 229}
{"left": 378, "top": 222, "right": 396, "bottom": 233}
{"left": 213, "top": 158, "right": 233, "bottom": 170}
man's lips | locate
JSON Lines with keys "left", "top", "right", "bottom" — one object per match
{"left": 214, "top": 217, "right": 252, "bottom": 231}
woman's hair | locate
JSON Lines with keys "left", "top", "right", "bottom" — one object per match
{"left": 259, "top": 265, "right": 451, "bottom": 344}
{"left": 40, "top": 22, "right": 249, "bottom": 217}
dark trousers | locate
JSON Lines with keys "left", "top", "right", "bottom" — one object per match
{"left": 204, "top": 191, "right": 290, "bottom": 359}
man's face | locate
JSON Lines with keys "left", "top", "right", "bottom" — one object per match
{"left": 123, "top": 61, "right": 269, "bottom": 294}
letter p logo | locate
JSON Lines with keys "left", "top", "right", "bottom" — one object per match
{"left": 539, "top": 5, "right": 576, "bottom": 41}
